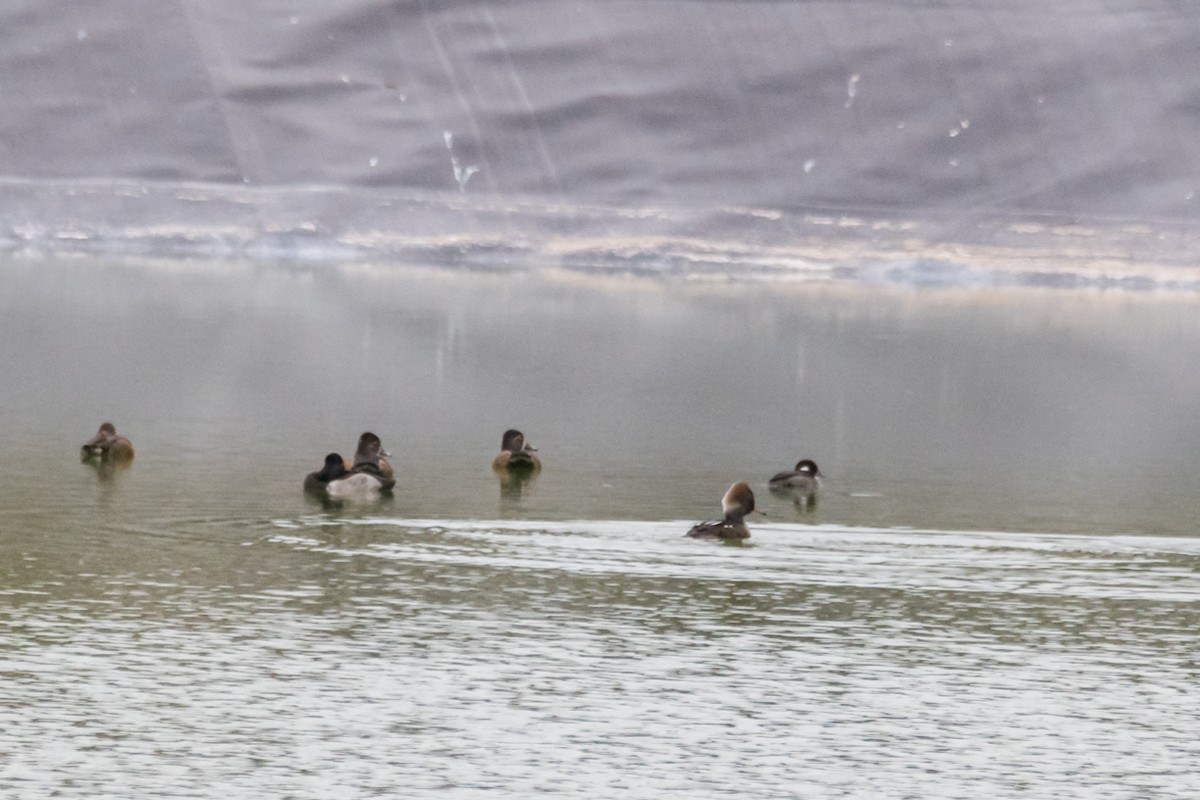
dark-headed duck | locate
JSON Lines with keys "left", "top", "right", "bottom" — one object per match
{"left": 80, "top": 422, "right": 135, "bottom": 464}
{"left": 305, "top": 452, "right": 350, "bottom": 495}
{"left": 768, "top": 459, "right": 822, "bottom": 509}
{"left": 492, "top": 429, "right": 541, "bottom": 474}
{"left": 305, "top": 451, "right": 393, "bottom": 499}
{"left": 686, "top": 481, "right": 760, "bottom": 540}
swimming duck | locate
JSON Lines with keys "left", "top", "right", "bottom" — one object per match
{"left": 768, "top": 459, "right": 822, "bottom": 509}
{"left": 305, "top": 452, "right": 350, "bottom": 495}
{"left": 342, "top": 432, "right": 396, "bottom": 489}
{"left": 305, "top": 451, "right": 393, "bottom": 500}
{"left": 492, "top": 429, "right": 541, "bottom": 474}
{"left": 80, "top": 422, "right": 135, "bottom": 464}
{"left": 686, "top": 481, "right": 760, "bottom": 540}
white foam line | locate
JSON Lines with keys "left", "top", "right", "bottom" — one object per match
{"left": 270, "top": 516, "right": 1200, "bottom": 555}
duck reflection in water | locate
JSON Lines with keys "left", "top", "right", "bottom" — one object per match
{"left": 493, "top": 429, "right": 541, "bottom": 501}
{"left": 768, "top": 458, "right": 822, "bottom": 511}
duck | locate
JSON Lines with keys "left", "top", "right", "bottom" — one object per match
{"left": 686, "top": 481, "right": 760, "bottom": 540}
{"left": 768, "top": 458, "right": 822, "bottom": 509}
{"left": 492, "top": 429, "right": 541, "bottom": 474}
{"left": 80, "top": 422, "right": 135, "bottom": 464}
{"left": 342, "top": 432, "right": 396, "bottom": 490}
{"left": 305, "top": 452, "right": 350, "bottom": 495}
{"left": 304, "top": 451, "right": 393, "bottom": 500}
{"left": 340, "top": 431, "right": 396, "bottom": 489}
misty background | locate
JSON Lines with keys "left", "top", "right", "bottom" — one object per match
{"left": 1, "top": 1, "right": 1198, "bottom": 265}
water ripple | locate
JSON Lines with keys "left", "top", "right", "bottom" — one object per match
{"left": 2, "top": 516, "right": 1197, "bottom": 798}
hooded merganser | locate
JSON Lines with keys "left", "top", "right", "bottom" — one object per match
{"left": 492, "top": 429, "right": 541, "bottom": 474}
{"left": 80, "top": 422, "right": 135, "bottom": 464}
{"left": 686, "top": 481, "right": 759, "bottom": 540}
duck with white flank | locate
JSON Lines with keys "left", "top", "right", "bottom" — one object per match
{"left": 768, "top": 458, "right": 822, "bottom": 510}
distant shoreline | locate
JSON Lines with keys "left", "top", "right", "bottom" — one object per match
{"left": 0, "top": 181, "right": 1197, "bottom": 293}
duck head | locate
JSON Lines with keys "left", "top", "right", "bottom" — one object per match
{"left": 500, "top": 428, "right": 536, "bottom": 454}
{"left": 352, "top": 432, "right": 390, "bottom": 467}
{"left": 83, "top": 422, "right": 117, "bottom": 449}
{"left": 318, "top": 452, "right": 349, "bottom": 481}
{"left": 721, "top": 481, "right": 759, "bottom": 522}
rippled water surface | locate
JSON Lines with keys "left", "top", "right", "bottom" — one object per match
{"left": 2, "top": 257, "right": 1199, "bottom": 798}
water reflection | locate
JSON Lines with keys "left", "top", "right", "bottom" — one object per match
{"left": 1, "top": 256, "right": 1199, "bottom": 798}
{"left": 3, "top": 256, "right": 1198, "bottom": 536}
{"left": 82, "top": 456, "right": 133, "bottom": 482}
{"left": 497, "top": 468, "right": 538, "bottom": 504}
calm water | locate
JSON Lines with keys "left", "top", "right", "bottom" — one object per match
{"left": 2, "top": 256, "right": 1199, "bottom": 797}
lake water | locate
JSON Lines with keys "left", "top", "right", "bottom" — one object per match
{"left": 1, "top": 255, "right": 1198, "bottom": 797}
